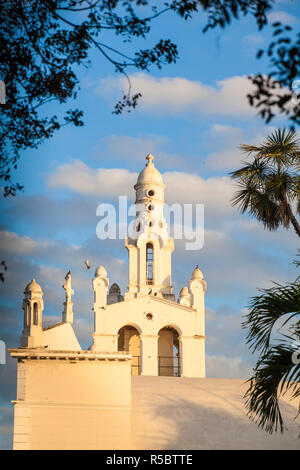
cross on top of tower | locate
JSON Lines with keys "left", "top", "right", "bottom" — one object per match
{"left": 146, "top": 154, "right": 154, "bottom": 165}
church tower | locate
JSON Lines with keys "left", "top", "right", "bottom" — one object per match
{"left": 21, "top": 279, "right": 44, "bottom": 348}
{"left": 125, "top": 154, "right": 175, "bottom": 301}
{"left": 90, "top": 154, "right": 207, "bottom": 377}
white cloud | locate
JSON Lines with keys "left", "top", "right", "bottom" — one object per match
{"left": 206, "top": 354, "right": 251, "bottom": 379}
{"left": 47, "top": 159, "right": 137, "bottom": 197}
{"left": 103, "top": 134, "right": 167, "bottom": 161}
{"left": 206, "top": 149, "right": 243, "bottom": 171}
{"left": 268, "top": 10, "right": 298, "bottom": 24}
{"left": 204, "top": 124, "right": 276, "bottom": 171}
{"left": 0, "top": 231, "right": 49, "bottom": 254}
{"left": 204, "top": 124, "right": 245, "bottom": 171}
{"left": 173, "top": 225, "right": 294, "bottom": 300}
{"left": 164, "top": 172, "right": 234, "bottom": 212}
{"left": 47, "top": 161, "right": 236, "bottom": 219}
{"left": 96, "top": 134, "right": 187, "bottom": 170}
{"left": 97, "top": 73, "right": 257, "bottom": 117}
{"left": 204, "top": 308, "right": 254, "bottom": 379}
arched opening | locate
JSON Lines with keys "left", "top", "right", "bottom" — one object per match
{"left": 118, "top": 325, "right": 141, "bottom": 375}
{"left": 24, "top": 302, "right": 29, "bottom": 327}
{"left": 158, "top": 326, "right": 180, "bottom": 377}
{"left": 146, "top": 242, "right": 154, "bottom": 285}
{"left": 33, "top": 302, "right": 38, "bottom": 325}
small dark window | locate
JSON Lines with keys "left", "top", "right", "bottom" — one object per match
{"left": 148, "top": 204, "right": 154, "bottom": 211}
{"left": 148, "top": 189, "right": 155, "bottom": 197}
{"left": 146, "top": 313, "right": 153, "bottom": 320}
{"left": 33, "top": 302, "right": 38, "bottom": 325}
{"left": 136, "top": 222, "right": 141, "bottom": 232}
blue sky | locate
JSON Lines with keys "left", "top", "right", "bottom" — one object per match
{"left": 0, "top": 0, "right": 300, "bottom": 449}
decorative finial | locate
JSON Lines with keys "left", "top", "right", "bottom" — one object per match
{"left": 146, "top": 154, "right": 154, "bottom": 165}
{"left": 62, "top": 271, "right": 74, "bottom": 323}
{"left": 191, "top": 265, "right": 203, "bottom": 280}
{"left": 63, "top": 271, "right": 74, "bottom": 302}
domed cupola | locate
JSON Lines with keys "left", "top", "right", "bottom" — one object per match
{"left": 109, "top": 283, "right": 121, "bottom": 294}
{"left": 107, "top": 283, "right": 123, "bottom": 305}
{"left": 134, "top": 154, "right": 166, "bottom": 206}
{"left": 94, "top": 265, "right": 107, "bottom": 278}
{"left": 25, "top": 279, "right": 42, "bottom": 294}
{"left": 191, "top": 265, "right": 203, "bottom": 280}
{"left": 135, "top": 154, "right": 165, "bottom": 187}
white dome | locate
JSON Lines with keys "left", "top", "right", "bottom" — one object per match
{"left": 24, "top": 279, "right": 42, "bottom": 293}
{"left": 191, "top": 266, "right": 203, "bottom": 280}
{"left": 179, "top": 286, "right": 189, "bottom": 297}
{"left": 95, "top": 265, "right": 107, "bottom": 278}
{"left": 136, "top": 154, "right": 164, "bottom": 187}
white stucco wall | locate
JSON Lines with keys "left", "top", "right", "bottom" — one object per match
{"left": 11, "top": 350, "right": 132, "bottom": 450}
{"left": 131, "top": 376, "right": 300, "bottom": 450}
{"left": 43, "top": 322, "right": 82, "bottom": 351}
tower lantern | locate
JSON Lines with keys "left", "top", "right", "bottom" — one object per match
{"left": 21, "top": 279, "right": 44, "bottom": 347}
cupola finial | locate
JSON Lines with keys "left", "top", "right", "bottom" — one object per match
{"left": 146, "top": 154, "right": 154, "bottom": 165}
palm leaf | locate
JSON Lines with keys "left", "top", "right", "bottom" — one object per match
{"left": 243, "top": 280, "right": 300, "bottom": 353}
{"left": 231, "top": 128, "right": 300, "bottom": 235}
{"left": 245, "top": 342, "right": 300, "bottom": 434}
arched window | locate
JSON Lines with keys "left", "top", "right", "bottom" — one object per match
{"left": 158, "top": 326, "right": 180, "bottom": 377}
{"left": 24, "top": 302, "right": 29, "bottom": 327}
{"left": 118, "top": 325, "right": 141, "bottom": 375}
{"left": 146, "top": 242, "right": 154, "bottom": 285}
{"left": 33, "top": 302, "right": 38, "bottom": 325}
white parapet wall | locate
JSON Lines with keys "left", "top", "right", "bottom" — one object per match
{"left": 131, "top": 376, "right": 300, "bottom": 450}
{"left": 9, "top": 348, "right": 132, "bottom": 450}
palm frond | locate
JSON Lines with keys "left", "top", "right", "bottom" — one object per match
{"left": 234, "top": 184, "right": 280, "bottom": 231}
{"left": 245, "top": 342, "right": 300, "bottom": 434}
{"left": 231, "top": 128, "right": 300, "bottom": 235}
{"left": 230, "top": 157, "right": 271, "bottom": 186}
{"left": 274, "top": 202, "right": 291, "bottom": 229}
{"left": 243, "top": 280, "right": 300, "bottom": 353}
{"left": 262, "top": 131, "right": 299, "bottom": 169}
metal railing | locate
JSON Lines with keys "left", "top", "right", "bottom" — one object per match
{"left": 158, "top": 356, "right": 180, "bottom": 377}
{"left": 131, "top": 355, "right": 141, "bottom": 375}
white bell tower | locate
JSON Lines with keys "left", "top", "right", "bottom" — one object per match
{"left": 88, "top": 153, "right": 206, "bottom": 377}
{"left": 125, "top": 154, "right": 175, "bottom": 301}
{"left": 21, "top": 279, "right": 44, "bottom": 348}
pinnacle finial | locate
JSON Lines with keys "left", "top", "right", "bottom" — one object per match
{"left": 146, "top": 154, "right": 154, "bottom": 165}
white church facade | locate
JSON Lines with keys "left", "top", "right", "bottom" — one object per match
{"left": 91, "top": 154, "right": 207, "bottom": 378}
{"left": 9, "top": 155, "right": 207, "bottom": 449}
